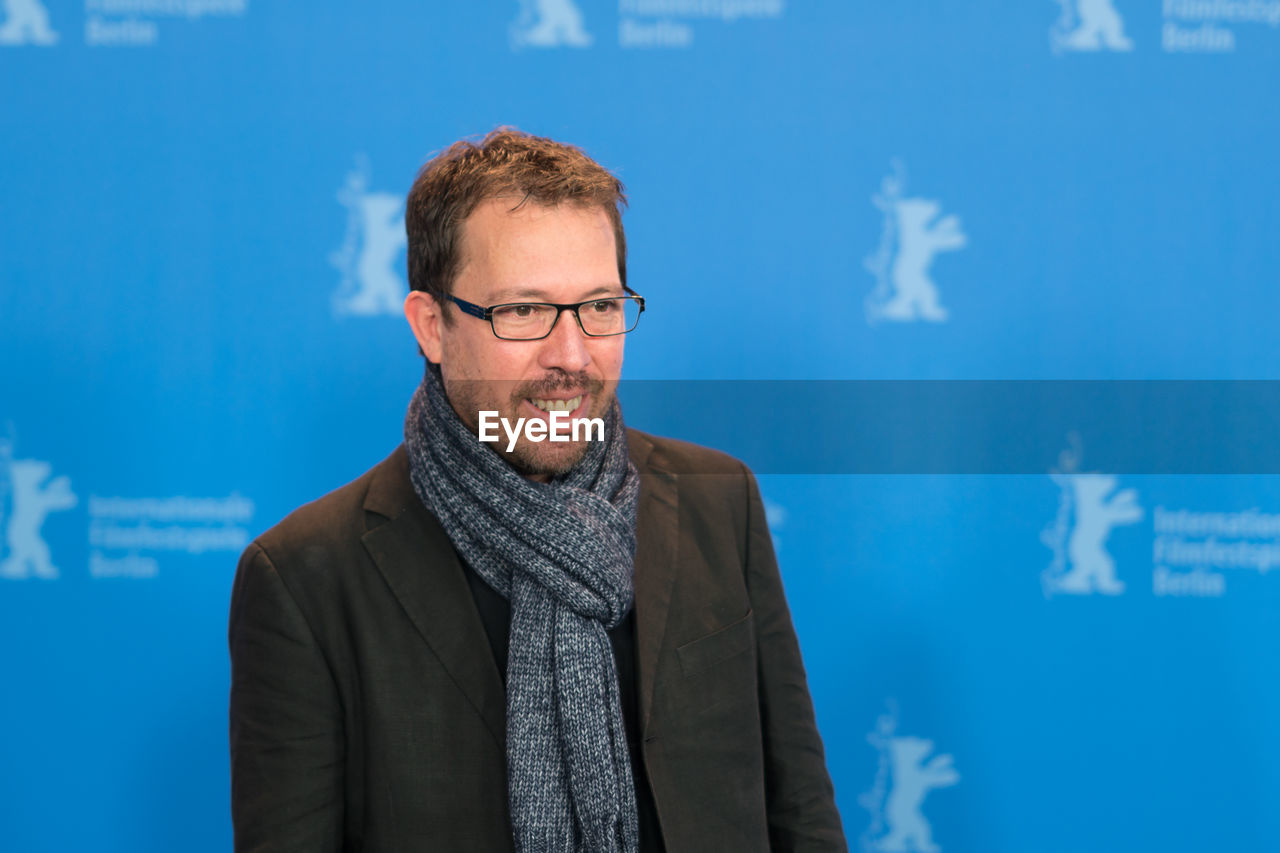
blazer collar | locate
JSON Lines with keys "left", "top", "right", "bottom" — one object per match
{"left": 360, "top": 446, "right": 508, "bottom": 749}
{"left": 626, "top": 429, "right": 680, "bottom": 737}
{"left": 358, "top": 434, "right": 680, "bottom": 743}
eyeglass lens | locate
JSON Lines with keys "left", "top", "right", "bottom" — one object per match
{"left": 491, "top": 297, "right": 641, "bottom": 339}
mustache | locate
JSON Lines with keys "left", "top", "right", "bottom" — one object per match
{"left": 514, "top": 371, "right": 604, "bottom": 399}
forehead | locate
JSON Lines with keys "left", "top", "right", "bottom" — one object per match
{"left": 455, "top": 198, "right": 620, "bottom": 300}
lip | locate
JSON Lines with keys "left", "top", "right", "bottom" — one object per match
{"left": 521, "top": 392, "right": 591, "bottom": 423}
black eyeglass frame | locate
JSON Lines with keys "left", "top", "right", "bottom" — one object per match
{"left": 444, "top": 293, "right": 646, "bottom": 341}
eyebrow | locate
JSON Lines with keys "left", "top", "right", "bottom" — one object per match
{"left": 485, "top": 285, "right": 623, "bottom": 303}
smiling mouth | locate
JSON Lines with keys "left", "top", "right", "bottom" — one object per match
{"left": 528, "top": 395, "right": 584, "bottom": 413}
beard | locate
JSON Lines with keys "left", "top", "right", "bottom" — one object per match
{"left": 443, "top": 370, "right": 613, "bottom": 478}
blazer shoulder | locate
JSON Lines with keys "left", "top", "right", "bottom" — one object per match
{"left": 249, "top": 446, "right": 405, "bottom": 568}
{"left": 628, "top": 428, "right": 749, "bottom": 478}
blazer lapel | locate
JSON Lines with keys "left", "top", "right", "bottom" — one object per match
{"left": 629, "top": 430, "right": 679, "bottom": 738}
{"left": 356, "top": 439, "right": 677, "bottom": 748}
{"left": 360, "top": 446, "right": 508, "bottom": 750}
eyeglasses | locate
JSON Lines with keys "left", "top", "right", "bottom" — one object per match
{"left": 445, "top": 294, "right": 646, "bottom": 341}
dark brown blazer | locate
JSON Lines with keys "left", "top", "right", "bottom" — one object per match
{"left": 229, "top": 429, "right": 847, "bottom": 852}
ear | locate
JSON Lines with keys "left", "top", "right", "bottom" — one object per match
{"left": 404, "top": 291, "right": 445, "bottom": 363}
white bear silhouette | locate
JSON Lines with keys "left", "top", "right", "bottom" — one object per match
{"left": 874, "top": 736, "right": 959, "bottom": 853}
{"left": 1058, "top": 0, "right": 1133, "bottom": 52}
{"left": 511, "top": 0, "right": 592, "bottom": 48}
{"left": 0, "top": 0, "right": 58, "bottom": 45}
{"left": 332, "top": 167, "right": 407, "bottom": 317}
{"left": 1, "top": 459, "right": 77, "bottom": 580}
{"left": 348, "top": 193, "right": 406, "bottom": 315}
{"left": 1056, "top": 473, "right": 1142, "bottom": 594}
{"left": 879, "top": 198, "right": 967, "bottom": 323}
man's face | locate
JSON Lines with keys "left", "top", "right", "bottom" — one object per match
{"left": 406, "top": 198, "right": 627, "bottom": 480}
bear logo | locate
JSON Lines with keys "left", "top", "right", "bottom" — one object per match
{"left": 510, "top": 0, "right": 592, "bottom": 49}
{"left": 0, "top": 0, "right": 58, "bottom": 46}
{"left": 861, "top": 703, "right": 960, "bottom": 853}
{"left": 0, "top": 448, "right": 77, "bottom": 580}
{"left": 865, "top": 161, "right": 967, "bottom": 324}
{"left": 1052, "top": 0, "right": 1134, "bottom": 53}
{"left": 330, "top": 156, "right": 407, "bottom": 318}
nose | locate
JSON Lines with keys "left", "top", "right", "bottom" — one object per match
{"left": 536, "top": 308, "right": 591, "bottom": 374}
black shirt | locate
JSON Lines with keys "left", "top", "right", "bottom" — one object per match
{"left": 460, "top": 560, "right": 666, "bottom": 853}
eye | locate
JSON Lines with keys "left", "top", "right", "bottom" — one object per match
{"left": 589, "top": 299, "right": 619, "bottom": 314}
{"left": 496, "top": 303, "right": 547, "bottom": 320}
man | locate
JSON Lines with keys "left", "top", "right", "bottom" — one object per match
{"left": 229, "top": 128, "right": 846, "bottom": 852}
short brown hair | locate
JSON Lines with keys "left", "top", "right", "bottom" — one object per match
{"left": 405, "top": 128, "right": 628, "bottom": 321}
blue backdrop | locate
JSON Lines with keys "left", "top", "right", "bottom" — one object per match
{"left": 3, "top": 2, "right": 1279, "bottom": 850}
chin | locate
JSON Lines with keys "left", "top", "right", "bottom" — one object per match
{"left": 505, "top": 440, "right": 593, "bottom": 479}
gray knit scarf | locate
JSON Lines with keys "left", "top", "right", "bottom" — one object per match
{"left": 403, "top": 362, "right": 640, "bottom": 853}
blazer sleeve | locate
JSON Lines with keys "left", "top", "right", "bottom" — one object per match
{"left": 228, "top": 541, "right": 344, "bottom": 853}
{"left": 741, "top": 464, "right": 849, "bottom": 852}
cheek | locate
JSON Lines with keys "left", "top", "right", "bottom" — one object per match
{"left": 591, "top": 339, "right": 626, "bottom": 376}
{"left": 443, "top": 327, "right": 518, "bottom": 381}
{"left": 459, "top": 342, "right": 540, "bottom": 405}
